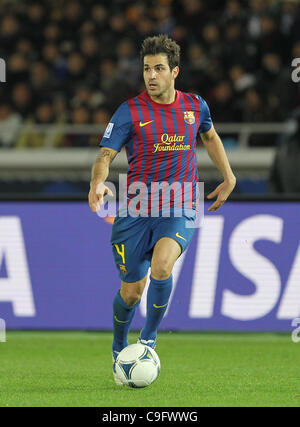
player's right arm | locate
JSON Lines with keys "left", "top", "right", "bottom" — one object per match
{"left": 89, "top": 101, "right": 132, "bottom": 212}
{"left": 88, "top": 147, "right": 118, "bottom": 212}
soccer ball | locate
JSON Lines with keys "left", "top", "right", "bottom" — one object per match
{"left": 115, "top": 343, "right": 160, "bottom": 388}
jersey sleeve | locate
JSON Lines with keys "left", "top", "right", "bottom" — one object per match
{"left": 196, "top": 96, "right": 212, "bottom": 135}
{"left": 99, "top": 102, "right": 132, "bottom": 151}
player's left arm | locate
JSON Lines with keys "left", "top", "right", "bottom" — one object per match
{"left": 200, "top": 124, "right": 236, "bottom": 212}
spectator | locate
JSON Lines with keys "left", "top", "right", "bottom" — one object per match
{"left": 210, "top": 81, "right": 242, "bottom": 122}
{"left": 91, "top": 5, "right": 108, "bottom": 29}
{"left": 11, "top": 83, "right": 33, "bottom": 118}
{"left": 201, "top": 23, "right": 221, "bottom": 60}
{"left": 0, "top": 15, "right": 20, "bottom": 53}
{"left": 222, "top": 23, "right": 246, "bottom": 68}
{"left": 42, "top": 43, "right": 68, "bottom": 83}
{"left": 221, "top": 0, "right": 247, "bottom": 26}
{"left": 0, "top": 103, "right": 22, "bottom": 148}
{"left": 268, "top": 108, "right": 300, "bottom": 193}
{"left": 179, "top": 0, "right": 206, "bottom": 31}
{"left": 64, "top": 52, "right": 87, "bottom": 96}
{"left": 154, "top": 4, "right": 175, "bottom": 35}
{"left": 0, "top": 0, "right": 297, "bottom": 148}
{"left": 26, "top": 3, "right": 48, "bottom": 48}
{"left": 65, "top": 106, "right": 91, "bottom": 147}
{"left": 43, "top": 24, "right": 61, "bottom": 44}
{"left": 247, "top": 0, "right": 266, "bottom": 40}
{"left": 92, "top": 107, "right": 110, "bottom": 126}
{"left": 80, "top": 35, "right": 99, "bottom": 69}
{"left": 229, "top": 65, "right": 256, "bottom": 95}
{"left": 99, "top": 58, "right": 133, "bottom": 110}
{"left": 8, "top": 52, "right": 29, "bottom": 85}
{"left": 279, "top": 0, "right": 298, "bottom": 38}
{"left": 135, "top": 18, "right": 155, "bottom": 43}
{"left": 109, "top": 14, "right": 128, "bottom": 37}
{"left": 70, "top": 86, "right": 93, "bottom": 109}
{"left": 242, "top": 88, "right": 277, "bottom": 146}
{"left": 180, "top": 43, "right": 209, "bottom": 92}
{"left": 16, "top": 102, "right": 64, "bottom": 148}
{"left": 257, "top": 52, "right": 291, "bottom": 115}
{"left": 242, "top": 88, "right": 266, "bottom": 122}
{"left": 257, "top": 15, "right": 283, "bottom": 58}
{"left": 15, "top": 38, "right": 35, "bottom": 61}
{"left": 89, "top": 106, "right": 111, "bottom": 145}
{"left": 53, "top": 95, "right": 68, "bottom": 122}
{"left": 115, "top": 38, "right": 140, "bottom": 88}
{"left": 60, "top": 1, "right": 83, "bottom": 42}
{"left": 29, "top": 61, "right": 57, "bottom": 102}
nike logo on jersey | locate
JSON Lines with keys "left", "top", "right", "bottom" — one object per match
{"left": 139, "top": 120, "right": 153, "bottom": 127}
{"left": 153, "top": 303, "right": 168, "bottom": 309}
{"left": 176, "top": 232, "right": 186, "bottom": 241}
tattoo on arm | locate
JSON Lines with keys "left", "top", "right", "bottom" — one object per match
{"left": 96, "top": 148, "right": 117, "bottom": 165}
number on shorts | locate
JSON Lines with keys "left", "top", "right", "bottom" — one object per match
{"left": 114, "top": 243, "right": 125, "bottom": 264}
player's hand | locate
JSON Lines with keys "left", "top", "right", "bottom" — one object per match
{"left": 207, "top": 178, "right": 236, "bottom": 212}
{"left": 88, "top": 182, "right": 114, "bottom": 213}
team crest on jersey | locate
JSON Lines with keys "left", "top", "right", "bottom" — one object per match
{"left": 184, "top": 111, "right": 195, "bottom": 125}
{"left": 119, "top": 265, "right": 127, "bottom": 274}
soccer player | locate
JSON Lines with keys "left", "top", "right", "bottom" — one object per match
{"left": 88, "top": 35, "right": 236, "bottom": 385}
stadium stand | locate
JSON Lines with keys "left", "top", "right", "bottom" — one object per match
{"left": 0, "top": 0, "right": 299, "bottom": 193}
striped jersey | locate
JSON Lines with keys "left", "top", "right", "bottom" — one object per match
{"left": 99, "top": 90, "right": 212, "bottom": 216}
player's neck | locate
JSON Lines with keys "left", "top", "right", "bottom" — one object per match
{"left": 148, "top": 87, "right": 176, "bottom": 105}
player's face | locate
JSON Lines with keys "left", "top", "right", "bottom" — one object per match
{"left": 143, "top": 54, "right": 178, "bottom": 99}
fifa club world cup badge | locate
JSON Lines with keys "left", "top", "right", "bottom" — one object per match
{"left": 184, "top": 111, "right": 195, "bottom": 125}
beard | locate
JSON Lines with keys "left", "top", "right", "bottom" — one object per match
{"left": 147, "top": 84, "right": 166, "bottom": 98}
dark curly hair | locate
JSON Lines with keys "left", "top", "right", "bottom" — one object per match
{"left": 140, "top": 34, "right": 180, "bottom": 70}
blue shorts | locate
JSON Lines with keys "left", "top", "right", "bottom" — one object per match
{"left": 110, "top": 213, "right": 196, "bottom": 282}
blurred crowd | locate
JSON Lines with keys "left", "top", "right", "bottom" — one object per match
{"left": 0, "top": 0, "right": 299, "bottom": 148}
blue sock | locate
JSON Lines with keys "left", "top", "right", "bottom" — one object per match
{"left": 112, "top": 290, "right": 139, "bottom": 353}
{"left": 141, "top": 275, "right": 173, "bottom": 342}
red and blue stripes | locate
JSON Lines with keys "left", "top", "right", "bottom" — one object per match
{"left": 123, "top": 90, "right": 209, "bottom": 213}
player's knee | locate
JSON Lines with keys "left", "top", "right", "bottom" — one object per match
{"left": 121, "top": 283, "right": 144, "bottom": 306}
{"left": 122, "top": 292, "right": 142, "bottom": 306}
{"left": 151, "top": 259, "right": 172, "bottom": 280}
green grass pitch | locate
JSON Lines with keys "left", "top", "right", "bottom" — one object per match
{"left": 0, "top": 331, "right": 299, "bottom": 407}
